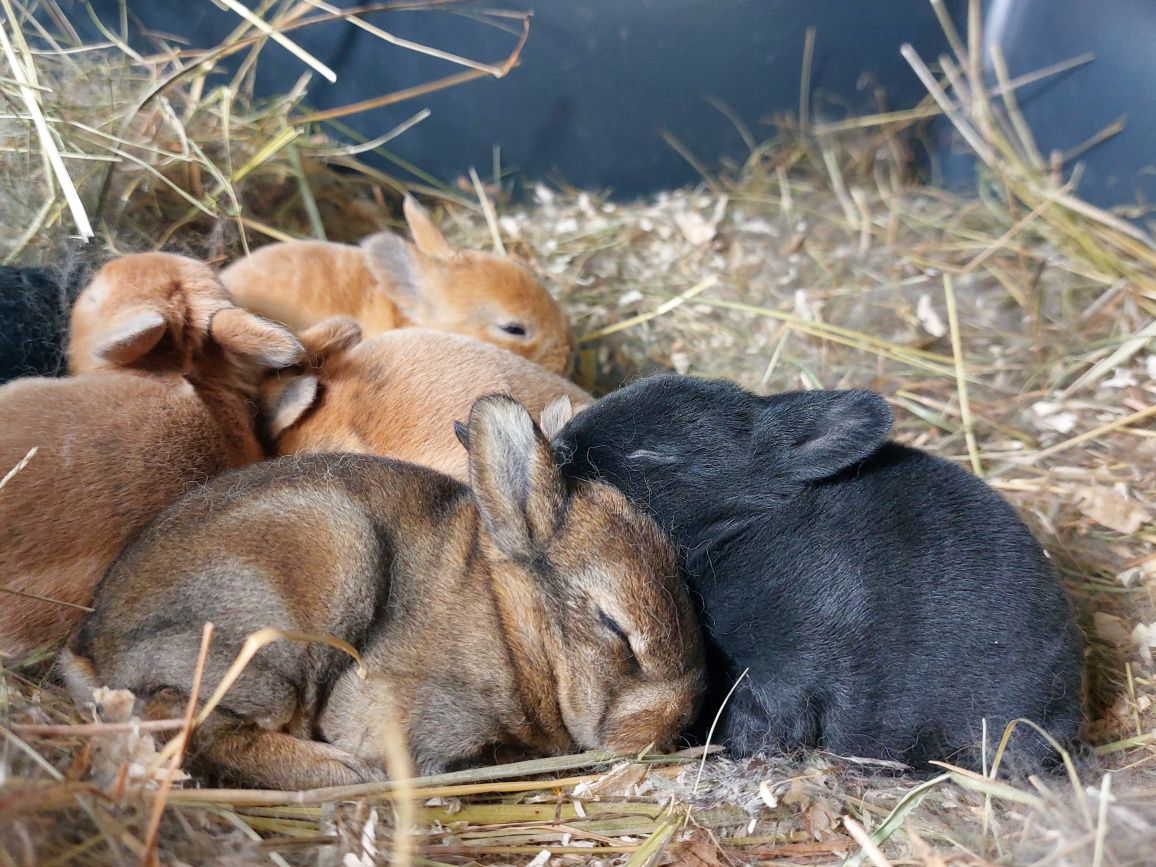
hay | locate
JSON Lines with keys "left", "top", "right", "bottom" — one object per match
{"left": 0, "top": 0, "right": 529, "bottom": 265}
{"left": 2, "top": 1, "right": 1155, "bottom": 865}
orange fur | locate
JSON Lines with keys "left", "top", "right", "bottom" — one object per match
{"left": 0, "top": 253, "right": 302, "bottom": 658}
{"left": 262, "top": 323, "right": 592, "bottom": 483}
{"left": 220, "top": 197, "right": 575, "bottom": 376}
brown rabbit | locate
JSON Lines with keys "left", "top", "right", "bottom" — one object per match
{"left": 260, "top": 319, "right": 592, "bottom": 483}
{"left": 219, "top": 197, "right": 575, "bottom": 376}
{"left": 0, "top": 253, "right": 302, "bottom": 658}
{"left": 61, "top": 395, "right": 705, "bottom": 788}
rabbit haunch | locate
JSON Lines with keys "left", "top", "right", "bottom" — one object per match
{"left": 63, "top": 396, "right": 705, "bottom": 789}
{"left": 552, "top": 374, "right": 1085, "bottom": 773}
{"left": 0, "top": 253, "right": 302, "bottom": 657}
{"left": 220, "top": 196, "right": 575, "bottom": 376}
{"left": 260, "top": 318, "right": 592, "bottom": 482}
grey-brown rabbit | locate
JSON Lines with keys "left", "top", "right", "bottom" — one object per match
{"left": 62, "top": 395, "right": 705, "bottom": 789}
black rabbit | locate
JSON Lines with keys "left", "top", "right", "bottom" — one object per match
{"left": 0, "top": 260, "right": 94, "bottom": 384}
{"left": 551, "top": 374, "right": 1085, "bottom": 773}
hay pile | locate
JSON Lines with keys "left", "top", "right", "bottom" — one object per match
{"left": 3, "top": 1, "right": 1155, "bottom": 865}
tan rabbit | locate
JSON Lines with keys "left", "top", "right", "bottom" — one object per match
{"left": 0, "top": 253, "right": 302, "bottom": 658}
{"left": 260, "top": 319, "right": 592, "bottom": 483}
{"left": 219, "top": 197, "right": 575, "bottom": 376}
{"left": 61, "top": 395, "right": 705, "bottom": 788}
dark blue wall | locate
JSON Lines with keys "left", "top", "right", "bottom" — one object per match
{"left": 976, "top": 0, "right": 1156, "bottom": 210}
{"left": 59, "top": 1, "right": 1156, "bottom": 210}
{"left": 66, "top": 1, "right": 956, "bottom": 196}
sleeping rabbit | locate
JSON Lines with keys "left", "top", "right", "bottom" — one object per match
{"left": 219, "top": 196, "right": 575, "bottom": 376}
{"left": 550, "top": 374, "right": 1085, "bottom": 773}
{"left": 61, "top": 395, "right": 705, "bottom": 788}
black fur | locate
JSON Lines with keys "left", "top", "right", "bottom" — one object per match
{"left": 553, "top": 374, "right": 1085, "bottom": 773}
{"left": 0, "top": 262, "right": 92, "bottom": 384}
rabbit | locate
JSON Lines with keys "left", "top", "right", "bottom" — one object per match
{"left": 259, "top": 318, "right": 592, "bottom": 483}
{"left": 60, "top": 394, "right": 706, "bottom": 789}
{"left": 0, "top": 264, "right": 86, "bottom": 384}
{"left": 0, "top": 253, "right": 303, "bottom": 658}
{"left": 549, "top": 374, "right": 1086, "bottom": 774}
{"left": 219, "top": 196, "right": 575, "bottom": 376}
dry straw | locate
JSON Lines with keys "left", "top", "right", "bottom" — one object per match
{"left": 0, "top": 0, "right": 530, "bottom": 263}
{"left": 2, "top": 0, "right": 1156, "bottom": 864}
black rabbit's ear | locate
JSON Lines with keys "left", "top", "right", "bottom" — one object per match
{"left": 754, "top": 389, "right": 892, "bottom": 481}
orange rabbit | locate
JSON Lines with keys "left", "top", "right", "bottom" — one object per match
{"left": 0, "top": 253, "right": 302, "bottom": 658}
{"left": 220, "top": 197, "right": 575, "bottom": 376}
{"left": 261, "top": 319, "right": 591, "bottom": 483}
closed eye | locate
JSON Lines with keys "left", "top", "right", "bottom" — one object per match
{"left": 498, "top": 322, "right": 528, "bottom": 337}
{"left": 598, "top": 609, "right": 639, "bottom": 668}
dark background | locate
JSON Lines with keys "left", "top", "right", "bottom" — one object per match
{"left": 65, "top": 0, "right": 1156, "bottom": 210}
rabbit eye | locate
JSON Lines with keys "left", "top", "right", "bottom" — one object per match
{"left": 597, "top": 609, "right": 637, "bottom": 664}
{"left": 498, "top": 322, "right": 528, "bottom": 337}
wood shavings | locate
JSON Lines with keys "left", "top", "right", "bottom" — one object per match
{"left": 1078, "top": 485, "right": 1151, "bottom": 535}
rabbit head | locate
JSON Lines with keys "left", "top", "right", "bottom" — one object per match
{"left": 257, "top": 316, "right": 363, "bottom": 440}
{"left": 551, "top": 375, "right": 894, "bottom": 535}
{"left": 462, "top": 395, "right": 705, "bottom": 753}
{"left": 260, "top": 321, "right": 591, "bottom": 482}
{"left": 362, "top": 197, "right": 575, "bottom": 376}
{"left": 68, "top": 253, "right": 303, "bottom": 387}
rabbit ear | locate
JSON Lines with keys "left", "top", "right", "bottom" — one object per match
{"left": 403, "top": 195, "right": 456, "bottom": 259}
{"left": 260, "top": 374, "right": 320, "bottom": 439}
{"left": 754, "top": 389, "right": 892, "bottom": 482}
{"left": 210, "top": 307, "right": 304, "bottom": 370}
{"left": 297, "top": 316, "right": 362, "bottom": 366}
{"left": 360, "top": 230, "right": 425, "bottom": 308}
{"left": 90, "top": 307, "right": 168, "bottom": 366}
{"left": 538, "top": 395, "right": 576, "bottom": 440}
{"left": 453, "top": 420, "right": 470, "bottom": 449}
{"left": 467, "top": 394, "right": 565, "bottom": 560}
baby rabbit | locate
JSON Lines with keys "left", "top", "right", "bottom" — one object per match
{"left": 0, "top": 253, "right": 302, "bottom": 658}
{"left": 0, "top": 265, "right": 81, "bottom": 384}
{"left": 219, "top": 196, "right": 575, "bottom": 375}
{"left": 260, "top": 319, "right": 592, "bottom": 483}
{"left": 551, "top": 375, "right": 1085, "bottom": 773}
{"left": 62, "top": 396, "right": 705, "bottom": 789}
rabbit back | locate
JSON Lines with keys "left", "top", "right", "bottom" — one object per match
{"left": 692, "top": 443, "right": 1083, "bottom": 769}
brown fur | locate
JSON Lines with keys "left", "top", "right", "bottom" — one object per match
{"left": 0, "top": 253, "right": 303, "bottom": 658}
{"left": 220, "top": 197, "right": 575, "bottom": 375}
{"left": 64, "top": 397, "right": 705, "bottom": 788}
{"left": 262, "top": 322, "right": 593, "bottom": 482}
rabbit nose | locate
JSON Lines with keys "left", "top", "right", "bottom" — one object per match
{"left": 601, "top": 692, "right": 695, "bottom": 753}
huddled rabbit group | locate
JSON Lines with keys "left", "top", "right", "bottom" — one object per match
{"left": 0, "top": 197, "right": 1085, "bottom": 787}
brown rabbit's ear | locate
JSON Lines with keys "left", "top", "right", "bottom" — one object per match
{"left": 297, "top": 316, "right": 362, "bottom": 366}
{"left": 360, "top": 231, "right": 424, "bottom": 307}
{"left": 260, "top": 374, "right": 320, "bottom": 439}
{"left": 89, "top": 307, "right": 169, "bottom": 366}
{"left": 467, "top": 394, "right": 565, "bottom": 560}
{"left": 403, "top": 195, "right": 456, "bottom": 259}
{"left": 453, "top": 420, "right": 470, "bottom": 449}
{"left": 210, "top": 307, "right": 305, "bottom": 370}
